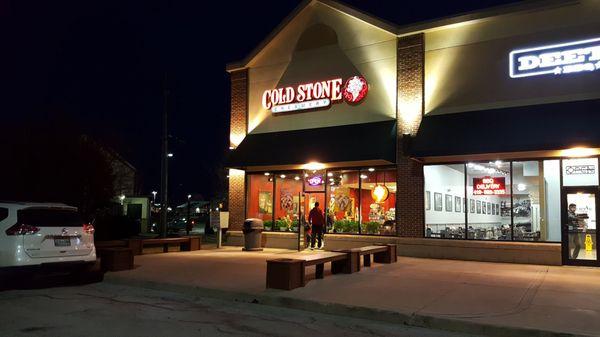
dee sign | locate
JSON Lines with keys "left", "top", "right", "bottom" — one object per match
{"left": 262, "top": 76, "right": 368, "bottom": 113}
{"left": 510, "top": 37, "right": 600, "bottom": 78}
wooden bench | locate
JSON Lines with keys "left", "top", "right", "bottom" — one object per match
{"left": 266, "top": 252, "right": 348, "bottom": 290}
{"left": 128, "top": 236, "right": 201, "bottom": 255}
{"left": 97, "top": 247, "right": 134, "bottom": 271}
{"left": 334, "top": 244, "right": 397, "bottom": 272}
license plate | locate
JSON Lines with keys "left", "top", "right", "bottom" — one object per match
{"left": 54, "top": 237, "right": 71, "bottom": 247}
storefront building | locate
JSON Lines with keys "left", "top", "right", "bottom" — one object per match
{"left": 225, "top": 0, "right": 600, "bottom": 266}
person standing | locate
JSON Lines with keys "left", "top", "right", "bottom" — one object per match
{"left": 567, "top": 203, "right": 583, "bottom": 259}
{"left": 308, "top": 202, "right": 325, "bottom": 250}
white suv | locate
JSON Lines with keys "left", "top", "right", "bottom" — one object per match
{"left": 0, "top": 202, "right": 97, "bottom": 280}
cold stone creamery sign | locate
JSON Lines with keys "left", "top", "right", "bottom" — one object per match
{"left": 510, "top": 37, "right": 600, "bottom": 78}
{"left": 262, "top": 76, "right": 368, "bottom": 113}
{"left": 473, "top": 177, "right": 506, "bottom": 195}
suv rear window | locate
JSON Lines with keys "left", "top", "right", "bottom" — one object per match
{"left": 0, "top": 208, "right": 7, "bottom": 222}
{"left": 17, "top": 208, "right": 82, "bottom": 227}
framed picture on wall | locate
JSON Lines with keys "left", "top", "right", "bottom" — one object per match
{"left": 470, "top": 199, "right": 475, "bottom": 213}
{"left": 445, "top": 194, "right": 452, "bottom": 212}
{"left": 258, "top": 191, "right": 273, "bottom": 214}
{"left": 434, "top": 192, "right": 442, "bottom": 211}
{"left": 454, "top": 196, "right": 461, "bottom": 213}
{"left": 425, "top": 191, "right": 431, "bottom": 210}
{"left": 487, "top": 202, "right": 491, "bottom": 214}
{"left": 477, "top": 200, "right": 482, "bottom": 214}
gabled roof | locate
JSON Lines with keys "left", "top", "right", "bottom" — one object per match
{"left": 226, "top": 0, "right": 578, "bottom": 72}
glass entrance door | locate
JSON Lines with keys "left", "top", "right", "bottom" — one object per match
{"left": 563, "top": 188, "right": 598, "bottom": 266}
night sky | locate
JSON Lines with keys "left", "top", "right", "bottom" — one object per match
{"left": 4, "top": 0, "right": 520, "bottom": 204}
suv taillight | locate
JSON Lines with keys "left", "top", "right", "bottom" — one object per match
{"left": 5, "top": 223, "right": 40, "bottom": 236}
{"left": 83, "top": 223, "right": 95, "bottom": 234}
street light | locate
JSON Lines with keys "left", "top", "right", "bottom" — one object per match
{"left": 152, "top": 191, "right": 157, "bottom": 204}
{"left": 167, "top": 153, "right": 174, "bottom": 158}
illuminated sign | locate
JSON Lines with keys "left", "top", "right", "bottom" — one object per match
{"left": 473, "top": 177, "right": 506, "bottom": 195}
{"left": 306, "top": 175, "right": 324, "bottom": 186}
{"left": 510, "top": 37, "right": 600, "bottom": 78}
{"left": 262, "top": 76, "right": 368, "bottom": 113}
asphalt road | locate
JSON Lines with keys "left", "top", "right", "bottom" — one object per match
{"left": 0, "top": 279, "right": 480, "bottom": 337}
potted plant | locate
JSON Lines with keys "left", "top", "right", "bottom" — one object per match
{"left": 276, "top": 219, "right": 288, "bottom": 232}
{"left": 263, "top": 220, "right": 273, "bottom": 231}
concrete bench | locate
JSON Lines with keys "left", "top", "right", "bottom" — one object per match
{"left": 266, "top": 252, "right": 348, "bottom": 290}
{"left": 128, "top": 236, "right": 201, "bottom": 255}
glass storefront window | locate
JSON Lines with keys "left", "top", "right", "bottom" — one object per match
{"left": 326, "top": 170, "right": 360, "bottom": 234}
{"left": 246, "top": 173, "right": 273, "bottom": 230}
{"left": 424, "top": 164, "right": 466, "bottom": 239}
{"left": 360, "top": 168, "right": 396, "bottom": 235}
{"left": 274, "top": 173, "right": 303, "bottom": 232}
{"left": 467, "top": 162, "right": 511, "bottom": 240}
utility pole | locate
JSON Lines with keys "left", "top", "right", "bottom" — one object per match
{"left": 160, "top": 73, "right": 169, "bottom": 238}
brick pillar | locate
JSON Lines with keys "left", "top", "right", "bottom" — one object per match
{"left": 228, "top": 169, "right": 245, "bottom": 231}
{"left": 396, "top": 34, "right": 425, "bottom": 238}
{"left": 228, "top": 69, "right": 248, "bottom": 231}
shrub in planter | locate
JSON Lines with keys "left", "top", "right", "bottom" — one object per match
{"left": 333, "top": 220, "right": 359, "bottom": 233}
{"left": 361, "top": 221, "right": 380, "bottom": 234}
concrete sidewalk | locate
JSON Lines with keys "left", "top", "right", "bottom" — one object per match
{"left": 104, "top": 247, "right": 600, "bottom": 337}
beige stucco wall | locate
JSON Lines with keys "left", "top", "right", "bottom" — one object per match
{"left": 425, "top": 0, "right": 600, "bottom": 115}
{"left": 247, "top": 1, "right": 397, "bottom": 134}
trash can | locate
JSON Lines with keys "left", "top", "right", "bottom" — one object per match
{"left": 242, "top": 218, "right": 264, "bottom": 251}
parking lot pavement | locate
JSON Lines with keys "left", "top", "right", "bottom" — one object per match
{"left": 0, "top": 282, "right": 478, "bottom": 337}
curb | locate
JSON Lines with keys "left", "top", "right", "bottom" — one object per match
{"left": 103, "top": 274, "right": 590, "bottom": 337}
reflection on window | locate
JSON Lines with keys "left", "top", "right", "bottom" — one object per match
{"left": 274, "top": 173, "right": 303, "bottom": 232}
{"left": 467, "top": 162, "right": 511, "bottom": 240}
{"left": 424, "top": 164, "right": 465, "bottom": 239}
{"left": 246, "top": 173, "right": 274, "bottom": 230}
{"left": 359, "top": 168, "right": 396, "bottom": 235}
{"left": 327, "top": 170, "right": 360, "bottom": 234}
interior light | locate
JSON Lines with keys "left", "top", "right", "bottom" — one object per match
{"left": 304, "top": 173, "right": 309, "bottom": 178}
{"left": 327, "top": 172, "right": 333, "bottom": 177}
{"left": 294, "top": 176, "right": 300, "bottom": 181}
{"left": 561, "top": 147, "right": 597, "bottom": 158}
{"left": 264, "top": 172, "right": 270, "bottom": 176}
{"left": 517, "top": 183, "right": 527, "bottom": 192}
{"left": 368, "top": 168, "right": 375, "bottom": 172}
{"left": 229, "top": 146, "right": 235, "bottom": 150}
{"left": 495, "top": 160, "right": 502, "bottom": 166}
{"left": 280, "top": 174, "right": 286, "bottom": 179}
{"left": 371, "top": 185, "right": 389, "bottom": 203}
{"left": 360, "top": 174, "right": 368, "bottom": 179}
{"left": 329, "top": 178, "right": 334, "bottom": 182}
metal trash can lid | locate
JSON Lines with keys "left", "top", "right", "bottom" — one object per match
{"left": 243, "top": 218, "right": 264, "bottom": 229}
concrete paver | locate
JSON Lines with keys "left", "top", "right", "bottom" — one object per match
{"left": 105, "top": 247, "right": 600, "bottom": 336}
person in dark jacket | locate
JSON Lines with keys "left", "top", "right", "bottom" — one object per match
{"left": 308, "top": 202, "right": 325, "bottom": 249}
{"left": 568, "top": 203, "right": 584, "bottom": 259}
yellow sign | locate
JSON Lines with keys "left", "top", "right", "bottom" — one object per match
{"left": 585, "top": 234, "right": 594, "bottom": 251}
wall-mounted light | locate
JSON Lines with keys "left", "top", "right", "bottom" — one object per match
{"left": 302, "top": 162, "right": 325, "bottom": 171}
{"left": 561, "top": 147, "right": 597, "bottom": 158}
